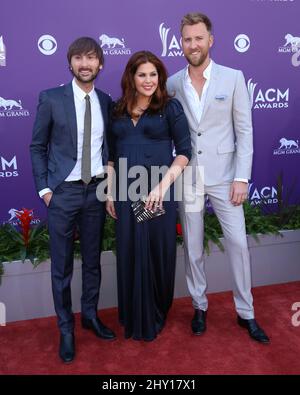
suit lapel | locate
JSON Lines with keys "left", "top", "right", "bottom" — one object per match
{"left": 95, "top": 89, "right": 108, "bottom": 129}
{"left": 63, "top": 83, "right": 77, "bottom": 149}
{"left": 199, "top": 62, "right": 219, "bottom": 127}
{"left": 95, "top": 88, "right": 109, "bottom": 164}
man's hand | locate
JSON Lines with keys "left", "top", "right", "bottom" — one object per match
{"left": 230, "top": 181, "right": 248, "bottom": 206}
{"left": 43, "top": 192, "right": 53, "bottom": 207}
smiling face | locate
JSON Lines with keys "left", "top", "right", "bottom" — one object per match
{"left": 133, "top": 62, "right": 159, "bottom": 100}
{"left": 181, "top": 22, "right": 213, "bottom": 68}
{"left": 70, "top": 51, "right": 102, "bottom": 86}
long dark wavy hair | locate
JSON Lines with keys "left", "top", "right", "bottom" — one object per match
{"left": 113, "top": 51, "right": 170, "bottom": 118}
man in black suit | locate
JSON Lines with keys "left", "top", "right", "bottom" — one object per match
{"left": 30, "top": 37, "right": 116, "bottom": 363}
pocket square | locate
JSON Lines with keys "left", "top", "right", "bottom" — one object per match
{"left": 215, "top": 94, "right": 227, "bottom": 100}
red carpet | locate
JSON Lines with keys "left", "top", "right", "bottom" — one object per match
{"left": 1, "top": 281, "right": 300, "bottom": 375}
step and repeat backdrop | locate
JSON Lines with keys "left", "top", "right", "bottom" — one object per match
{"left": 0, "top": 0, "right": 299, "bottom": 225}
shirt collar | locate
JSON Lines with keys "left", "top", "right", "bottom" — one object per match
{"left": 72, "top": 78, "right": 95, "bottom": 101}
{"left": 184, "top": 59, "right": 213, "bottom": 84}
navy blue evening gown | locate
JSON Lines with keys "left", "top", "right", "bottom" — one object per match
{"left": 109, "top": 98, "right": 191, "bottom": 341}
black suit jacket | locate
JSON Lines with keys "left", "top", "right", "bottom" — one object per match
{"left": 30, "top": 82, "right": 112, "bottom": 193}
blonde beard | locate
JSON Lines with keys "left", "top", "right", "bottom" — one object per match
{"left": 185, "top": 52, "right": 209, "bottom": 68}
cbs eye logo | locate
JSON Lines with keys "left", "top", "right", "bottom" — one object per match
{"left": 234, "top": 34, "right": 250, "bottom": 53}
{"left": 38, "top": 34, "right": 57, "bottom": 55}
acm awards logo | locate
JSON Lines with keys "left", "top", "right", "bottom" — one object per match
{"left": 99, "top": 34, "right": 131, "bottom": 56}
{"left": 273, "top": 137, "right": 300, "bottom": 156}
{"left": 0, "top": 36, "right": 6, "bottom": 66}
{"left": 0, "top": 155, "right": 18, "bottom": 178}
{"left": 159, "top": 23, "right": 183, "bottom": 57}
{"left": 247, "top": 79, "right": 289, "bottom": 110}
{"left": 248, "top": 183, "right": 278, "bottom": 206}
{"left": 0, "top": 95, "right": 30, "bottom": 118}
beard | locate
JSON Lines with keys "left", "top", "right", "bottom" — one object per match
{"left": 185, "top": 50, "right": 209, "bottom": 67}
{"left": 71, "top": 68, "right": 99, "bottom": 84}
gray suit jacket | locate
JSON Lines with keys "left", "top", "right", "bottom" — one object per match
{"left": 167, "top": 61, "right": 253, "bottom": 186}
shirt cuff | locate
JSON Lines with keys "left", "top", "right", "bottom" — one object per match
{"left": 39, "top": 188, "right": 52, "bottom": 198}
{"left": 234, "top": 178, "right": 248, "bottom": 183}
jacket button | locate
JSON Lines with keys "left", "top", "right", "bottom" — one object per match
{"left": 198, "top": 132, "right": 201, "bottom": 136}
{"left": 198, "top": 150, "right": 202, "bottom": 154}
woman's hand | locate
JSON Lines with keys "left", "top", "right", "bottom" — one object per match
{"left": 145, "top": 184, "right": 166, "bottom": 211}
{"left": 106, "top": 195, "right": 117, "bottom": 219}
{"left": 106, "top": 161, "right": 117, "bottom": 218}
{"left": 145, "top": 155, "right": 189, "bottom": 211}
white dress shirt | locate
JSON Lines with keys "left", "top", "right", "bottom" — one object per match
{"left": 183, "top": 60, "right": 247, "bottom": 184}
{"left": 39, "top": 79, "right": 105, "bottom": 197}
{"left": 183, "top": 59, "right": 212, "bottom": 125}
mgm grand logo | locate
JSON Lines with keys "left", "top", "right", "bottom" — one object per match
{"left": 279, "top": 34, "right": 300, "bottom": 53}
{"left": 99, "top": 34, "right": 131, "bottom": 56}
{"left": 5, "top": 208, "right": 40, "bottom": 226}
{"left": 273, "top": 138, "right": 300, "bottom": 155}
{"left": 0, "top": 96, "right": 30, "bottom": 117}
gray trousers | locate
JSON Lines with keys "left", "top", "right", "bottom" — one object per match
{"left": 179, "top": 182, "right": 254, "bottom": 320}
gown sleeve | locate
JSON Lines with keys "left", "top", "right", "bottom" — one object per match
{"left": 165, "top": 98, "right": 192, "bottom": 161}
{"left": 107, "top": 103, "right": 117, "bottom": 163}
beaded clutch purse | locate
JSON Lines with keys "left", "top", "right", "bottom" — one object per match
{"left": 131, "top": 198, "right": 165, "bottom": 223}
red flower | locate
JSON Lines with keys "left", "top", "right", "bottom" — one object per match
{"left": 15, "top": 208, "right": 34, "bottom": 247}
{"left": 176, "top": 223, "right": 182, "bottom": 236}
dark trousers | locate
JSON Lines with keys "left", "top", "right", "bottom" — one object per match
{"left": 47, "top": 180, "right": 106, "bottom": 334}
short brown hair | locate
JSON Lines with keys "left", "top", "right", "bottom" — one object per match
{"left": 114, "top": 51, "right": 170, "bottom": 117}
{"left": 181, "top": 12, "right": 212, "bottom": 33}
{"left": 67, "top": 37, "right": 104, "bottom": 65}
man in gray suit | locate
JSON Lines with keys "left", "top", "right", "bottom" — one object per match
{"left": 167, "top": 13, "right": 269, "bottom": 343}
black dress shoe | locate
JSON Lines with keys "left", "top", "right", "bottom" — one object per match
{"left": 59, "top": 333, "right": 75, "bottom": 363}
{"left": 191, "top": 309, "right": 207, "bottom": 335}
{"left": 81, "top": 316, "right": 116, "bottom": 340}
{"left": 237, "top": 316, "right": 270, "bottom": 344}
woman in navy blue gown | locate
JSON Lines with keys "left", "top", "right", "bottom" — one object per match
{"left": 107, "top": 51, "right": 191, "bottom": 341}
